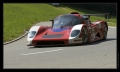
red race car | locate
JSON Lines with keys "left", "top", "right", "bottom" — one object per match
{"left": 27, "top": 12, "right": 110, "bottom": 47}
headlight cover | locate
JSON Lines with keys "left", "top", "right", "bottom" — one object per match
{"left": 28, "top": 31, "right": 36, "bottom": 38}
{"left": 70, "top": 30, "right": 80, "bottom": 37}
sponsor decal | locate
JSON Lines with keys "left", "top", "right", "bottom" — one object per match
{"left": 51, "top": 28, "right": 69, "bottom": 32}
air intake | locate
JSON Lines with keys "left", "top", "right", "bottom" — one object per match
{"left": 71, "top": 12, "right": 79, "bottom": 14}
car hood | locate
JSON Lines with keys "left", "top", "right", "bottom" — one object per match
{"left": 34, "top": 27, "right": 72, "bottom": 40}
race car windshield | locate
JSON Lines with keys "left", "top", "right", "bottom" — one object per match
{"left": 52, "top": 16, "right": 81, "bottom": 29}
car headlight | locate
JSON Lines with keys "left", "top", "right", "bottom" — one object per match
{"left": 70, "top": 30, "right": 80, "bottom": 37}
{"left": 28, "top": 31, "right": 36, "bottom": 38}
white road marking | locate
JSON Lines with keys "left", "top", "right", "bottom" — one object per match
{"left": 108, "top": 26, "right": 116, "bottom": 28}
{"left": 21, "top": 49, "right": 63, "bottom": 56}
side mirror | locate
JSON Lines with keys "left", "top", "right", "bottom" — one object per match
{"left": 50, "top": 19, "right": 53, "bottom": 21}
{"left": 50, "top": 19, "right": 54, "bottom": 27}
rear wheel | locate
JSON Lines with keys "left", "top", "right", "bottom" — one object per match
{"left": 82, "top": 27, "right": 88, "bottom": 44}
{"left": 103, "top": 24, "right": 108, "bottom": 40}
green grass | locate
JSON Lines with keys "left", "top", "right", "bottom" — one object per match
{"left": 3, "top": 3, "right": 116, "bottom": 42}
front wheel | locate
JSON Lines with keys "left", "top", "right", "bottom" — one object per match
{"left": 82, "top": 27, "right": 88, "bottom": 44}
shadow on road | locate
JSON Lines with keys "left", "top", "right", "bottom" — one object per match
{"left": 28, "top": 38, "right": 116, "bottom": 49}
{"left": 85, "top": 38, "right": 117, "bottom": 45}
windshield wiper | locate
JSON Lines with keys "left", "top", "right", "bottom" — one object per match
{"left": 60, "top": 25, "right": 64, "bottom": 29}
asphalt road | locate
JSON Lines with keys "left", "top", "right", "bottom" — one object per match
{"left": 3, "top": 21, "right": 117, "bottom": 69}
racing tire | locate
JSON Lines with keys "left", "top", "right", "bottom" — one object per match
{"left": 103, "top": 24, "right": 108, "bottom": 40}
{"left": 82, "top": 27, "right": 88, "bottom": 44}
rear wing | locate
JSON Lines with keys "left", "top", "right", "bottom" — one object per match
{"left": 83, "top": 13, "right": 111, "bottom": 19}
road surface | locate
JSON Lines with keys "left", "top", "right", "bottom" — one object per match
{"left": 4, "top": 21, "right": 117, "bottom": 69}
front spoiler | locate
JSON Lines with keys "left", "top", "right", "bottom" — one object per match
{"left": 28, "top": 43, "right": 82, "bottom": 47}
